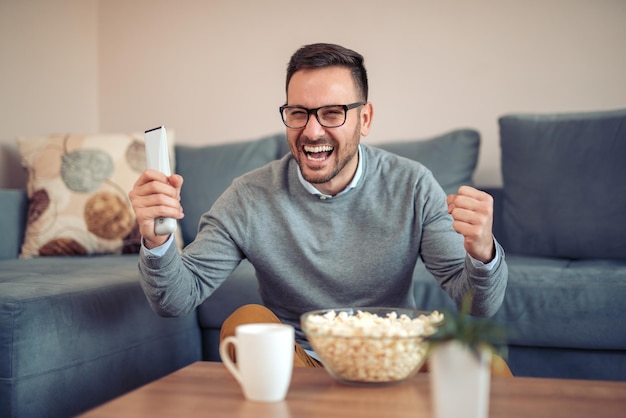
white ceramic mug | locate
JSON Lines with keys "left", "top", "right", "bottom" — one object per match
{"left": 219, "top": 323, "right": 295, "bottom": 402}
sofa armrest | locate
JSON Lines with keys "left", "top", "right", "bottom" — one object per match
{"left": 0, "top": 189, "right": 27, "bottom": 260}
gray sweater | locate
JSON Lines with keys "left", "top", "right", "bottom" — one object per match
{"left": 139, "top": 144, "right": 507, "bottom": 348}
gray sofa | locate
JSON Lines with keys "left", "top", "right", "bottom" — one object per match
{"left": 1, "top": 109, "right": 625, "bottom": 417}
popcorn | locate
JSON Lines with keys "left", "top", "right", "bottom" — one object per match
{"left": 303, "top": 309, "right": 443, "bottom": 383}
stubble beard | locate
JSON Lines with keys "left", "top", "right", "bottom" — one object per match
{"left": 295, "top": 128, "right": 360, "bottom": 186}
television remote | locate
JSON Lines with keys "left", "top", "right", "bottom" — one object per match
{"left": 144, "top": 126, "right": 178, "bottom": 236}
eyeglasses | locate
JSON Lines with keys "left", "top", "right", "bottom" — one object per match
{"left": 279, "top": 102, "right": 365, "bottom": 129}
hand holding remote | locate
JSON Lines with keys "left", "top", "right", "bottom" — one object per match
{"left": 144, "top": 126, "right": 178, "bottom": 236}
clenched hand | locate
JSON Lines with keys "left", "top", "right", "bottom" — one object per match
{"left": 447, "top": 185, "right": 495, "bottom": 263}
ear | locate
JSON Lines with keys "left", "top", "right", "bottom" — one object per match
{"left": 360, "top": 102, "right": 374, "bottom": 136}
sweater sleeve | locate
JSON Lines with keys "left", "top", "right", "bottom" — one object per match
{"left": 416, "top": 172, "right": 508, "bottom": 317}
{"left": 137, "top": 189, "right": 247, "bottom": 317}
{"left": 463, "top": 239, "right": 508, "bottom": 317}
{"left": 138, "top": 240, "right": 197, "bottom": 316}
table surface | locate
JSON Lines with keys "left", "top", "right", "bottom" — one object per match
{"left": 81, "top": 361, "right": 626, "bottom": 418}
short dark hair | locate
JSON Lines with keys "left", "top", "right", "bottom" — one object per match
{"left": 285, "top": 43, "right": 369, "bottom": 101}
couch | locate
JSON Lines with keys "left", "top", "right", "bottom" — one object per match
{"left": 1, "top": 109, "right": 625, "bottom": 417}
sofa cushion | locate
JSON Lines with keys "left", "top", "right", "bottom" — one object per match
{"left": 375, "top": 129, "right": 480, "bottom": 195}
{"left": 0, "top": 255, "right": 201, "bottom": 417}
{"left": 493, "top": 254, "right": 626, "bottom": 351}
{"left": 500, "top": 110, "right": 626, "bottom": 260}
{"left": 16, "top": 131, "right": 175, "bottom": 258}
{"left": 175, "top": 133, "right": 286, "bottom": 246}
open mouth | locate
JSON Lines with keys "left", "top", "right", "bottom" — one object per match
{"left": 304, "top": 145, "right": 334, "bottom": 162}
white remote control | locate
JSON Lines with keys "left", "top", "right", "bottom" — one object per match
{"left": 144, "top": 126, "right": 178, "bottom": 236}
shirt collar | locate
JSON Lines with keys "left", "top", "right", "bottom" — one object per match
{"left": 296, "top": 144, "right": 363, "bottom": 199}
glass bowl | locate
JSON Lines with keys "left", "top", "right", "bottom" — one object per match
{"left": 301, "top": 307, "right": 443, "bottom": 386}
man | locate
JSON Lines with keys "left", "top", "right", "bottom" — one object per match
{"left": 129, "top": 43, "right": 508, "bottom": 370}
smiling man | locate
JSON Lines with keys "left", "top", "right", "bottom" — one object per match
{"left": 281, "top": 63, "right": 371, "bottom": 196}
{"left": 129, "top": 43, "right": 508, "bottom": 370}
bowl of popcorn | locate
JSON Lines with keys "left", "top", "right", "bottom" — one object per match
{"left": 301, "top": 307, "right": 444, "bottom": 385}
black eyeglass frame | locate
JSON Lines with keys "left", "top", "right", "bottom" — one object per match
{"left": 279, "top": 101, "right": 365, "bottom": 129}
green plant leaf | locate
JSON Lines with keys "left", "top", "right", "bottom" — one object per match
{"left": 426, "top": 292, "right": 507, "bottom": 359}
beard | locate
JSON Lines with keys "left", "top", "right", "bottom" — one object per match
{"left": 293, "top": 127, "right": 360, "bottom": 186}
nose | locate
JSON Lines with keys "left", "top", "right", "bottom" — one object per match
{"left": 302, "top": 111, "right": 325, "bottom": 138}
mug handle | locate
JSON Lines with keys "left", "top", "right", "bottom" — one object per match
{"left": 219, "top": 336, "right": 243, "bottom": 385}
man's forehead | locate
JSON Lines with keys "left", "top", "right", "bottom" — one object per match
{"left": 287, "top": 66, "right": 357, "bottom": 104}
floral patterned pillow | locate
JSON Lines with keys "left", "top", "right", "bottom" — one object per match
{"left": 17, "top": 131, "right": 175, "bottom": 258}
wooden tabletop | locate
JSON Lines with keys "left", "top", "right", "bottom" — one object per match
{"left": 81, "top": 361, "right": 626, "bottom": 418}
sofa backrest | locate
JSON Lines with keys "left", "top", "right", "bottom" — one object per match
{"left": 174, "top": 129, "right": 481, "bottom": 247}
{"left": 376, "top": 129, "right": 479, "bottom": 195}
{"left": 499, "top": 109, "right": 626, "bottom": 260}
{"left": 175, "top": 133, "right": 289, "bottom": 246}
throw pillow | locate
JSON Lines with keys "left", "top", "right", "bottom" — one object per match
{"left": 375, "top": 129, "right": 480, "bottom": 195}
{"left": 175, "top": 133, "right": 286, "bottom": 246}
{"left": 17, "top": 131, "right": 175, "bottom": 258}
{"left": 500, "top": 109, "right": 626, "bottom": 260}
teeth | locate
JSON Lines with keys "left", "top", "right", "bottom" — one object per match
{"left": 304, "top": 145, "right": 333, "bottom": 153}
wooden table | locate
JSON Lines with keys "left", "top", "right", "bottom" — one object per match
{"left": 81, "top": 361, "right": 626, "bottom": 418}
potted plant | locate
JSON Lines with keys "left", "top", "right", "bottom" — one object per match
{"left": 426, "top": 293, "right": 508, "bottom": 418}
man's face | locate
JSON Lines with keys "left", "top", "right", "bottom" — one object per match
{"left": 285, "top": 66, "right": 373, "bottom": 196}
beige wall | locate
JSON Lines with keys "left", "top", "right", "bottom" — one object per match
{"left": 2, "top": 1, "right": 626, "bottom": 189}
{"left": 0, "top": 0, "right": 98, "bottom": 188}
